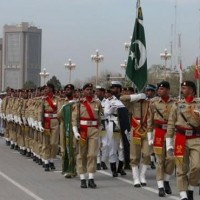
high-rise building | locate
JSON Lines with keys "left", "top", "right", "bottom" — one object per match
{"left": 2, "top": 22, "right": 42, "bottom": 90}
{"left": 0, "top": 38, "right": 2, "bottom": 90}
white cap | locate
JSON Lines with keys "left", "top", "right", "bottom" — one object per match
{"left": 111, "top": 81, "right": 122, "bottom": 88}
{"left": 96, "top": 85, "right": 102, "bottom": 89}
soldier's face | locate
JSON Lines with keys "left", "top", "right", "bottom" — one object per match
{"left": 83, "top": 87, "right": 93, "bottom": 96}
{"left": 181, "top": 86, "right": 194, "bottom": 97}
{"left": 157, "top": 87, "right": 169, "bottom": 97}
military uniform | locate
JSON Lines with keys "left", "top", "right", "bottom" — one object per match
{"left": 166, "top": 81, "right": 200, "bottom": 200}
{"left": 147, "top": 81, "right": 175, "bottom": 197}
{"left": 72, "top": 83, "right": 101, "bottom": 188}
{"left": 120, "top": 93, "right": 150, "bottom": 187}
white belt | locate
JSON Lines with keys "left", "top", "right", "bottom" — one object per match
{"left": 44, "top": 113, "right": 57, "bottom": 118}
{"left": 80, "top": 120, "right": 97, "bottom": 126}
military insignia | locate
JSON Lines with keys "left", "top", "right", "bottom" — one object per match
{"left": 156, "top": 137, "right": 162, "bottom": 145}
{"left": 176, "top": 145, "right": 182, "bottom": 154}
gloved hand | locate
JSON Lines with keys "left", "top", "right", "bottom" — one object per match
{"left": 130, "top": 93, "right": 146, "bottom": 102}
{"left": 14, "top": 115, "right": 18, "bottom": 123}
{"left": 166, "top": 138, "right": 174, "bottom": 156}
{"left": 147, "top": 131, "right": 154, "bottom": 146}
{"left": 38, "top": 121, "right": 44, "bottom": 132}
{"left": 18, "top": 117, "right": 22, "bottom": 125}
{"left": 72, "top": 126, "right": 80, "bottom": 140}
{"left": 22, "top": 117, "right": 27, "bottom": 125}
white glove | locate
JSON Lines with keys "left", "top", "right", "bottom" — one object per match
{"left": 166, "top": 137, "right": 173, "bottom": 151}
{"left": 18, "top": 117, "right": 22, "bottom": 125}
{"left": 2, "top": 113, "right": 6, "bottom": 119}
{"left": 72, "top": 126, "right": 80, "bottom": 140}
{"left": 14, "top": 115, "right": 18, "bottom": 123}
{"left": 32, "top": 120, "right": 38, "bottom": 129}
{"left": 147, "top": 131, "right": 154, "bottom": 146}
{"left": 29, "top": 117, "right": 34, "bottom": 128}
{"left": 125, "top": 129, "right": 130, "bottom": 141}
{"left": 10, "top": 114, "right": 14, "bottom": 122}
{"left": 130, "top": 93, "right": 146, "bottom": 102}
{"left": 22, "top": 117, "right": 27, "bottom": 125}
{"left": 38, "top": 121, "right": 44, "bottom": 132}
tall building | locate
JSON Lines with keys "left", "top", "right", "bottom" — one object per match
{"left": 2, "top": 22, "right": 42, "bottom": 90}
{"left": 0, "top": 38, "right": 2, "bottom": 90}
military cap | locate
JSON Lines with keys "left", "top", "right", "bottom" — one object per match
{"left": 157, "top": 81, "right": 170, "bottom": 89}
{"left": 110, "top": 81, "right": 122, "bottom": 88}
{"left": 181, "top": 80, "right": 196, "bottom": 94}
{"left": 64, "top": 84, "right": 75, "bottom": 90}
{"left": 82, "top": 83, "right": 93, "bottom": 90}
{"left": 146, "top": 84, "right": 157, "bottom": 91}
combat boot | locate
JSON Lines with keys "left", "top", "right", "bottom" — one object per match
{"left": 110, "top": 162, "right": 118, "bottom": 177}
{"left": 132, "top": 166, "right": 141, "bottom": 187}
{"left": 88, "top": 179, "right": 97, "bottom": 189}
{"left": 80, "top": 180, "right": 87, "bottom": 188}
{"left": 164, "top": 181, "right": 172, "bottom": 194}
{"left": 158, "top": 180, "right": 165, "bottom": 197}
{"left": 96, "top": 163, "right": 101, "bottom": 170}
{"left": 187, "top": 190, "right": 193, "bottom": 200}
{"left": 44, "top": 164, "right": 50, "bottom": 172}
{"left": 49, "top": 162, "right": 56, "bottom": 170}
{"left": 140, "top": 164, "right": 148, "bottom": 186}
{"left": 101, "top": 161, "right": 108, "bottom": 170}
{"left": 117, "top": 161, "right": 126, "bottom": 176}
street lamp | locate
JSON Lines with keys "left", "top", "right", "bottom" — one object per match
{"left": 124, "top": 36, "right": 132, "bottom": 51}
{"left": 91, "top": 49, "right": 104, "bottom": 86}
{"left": 64, "top": 59, "right": 76, "bottom": 83}
{"left": 39, "top": 68, "right": 49, "bottom": 85}
{"left": 120, "top": 60, "right": 127, "bottom": 87}
{"left": 160, "top": 48, "right": 171, "bottom": 79}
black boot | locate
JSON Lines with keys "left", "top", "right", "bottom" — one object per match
{"left": 158, "top": 188, "right": 166, "bottom": 197}
{"left": 10, "top": 144, "right": 14, "bottom": 149}
{"left": 150, "top": 161, "right": 156, "bottom": 169}
{"left": 26, "top": 151, "right": 31, "bottom": 157}
{"left": 6, "top": 140, "right": 10, "bottom": 146}
{"left": 187, "top": 190, "right": 193, "bottom": 200}
{"left": 38, "top": 159, "right": 43, "bottom": 165}
{"left": 80, "top": 180, "right": 87, "bottom": 188}
{"left": 164, "top": 181, "right": 172, "bottom": 194}
{"left": 96, "top": 163, "right": 101, "bottom": 170}
{"left": 88, "top": 179, "right": 97, "bottom": 188}
{"left": 49, "top": 162, "right": 56, "bottom": 170}
{"left": 44, "top": 164, "right": 50, "bottom": 172}
{"left": 110, "top": 163, "right": 118, "bottom": 177}
{"left": 101, "top": 161, "right": 108, "bottom": 170}
{"left": 117, "top": 161, "right": 127, "bottom": 176}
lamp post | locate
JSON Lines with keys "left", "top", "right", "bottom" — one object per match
{"left": 64, "top": 59, "right": 76, "bottom": 83}
{"left": 120, "top": 60, "right": 127, "bottom": 87}
{"left": 39, "top": 68, "right": 49, "bottom": 85}
{"left": 124, "top": 36, "right": 132, "bottom": 51}
{"left": 91, "top": 49, "right": 104, "bottom": 86}
{"left": 160, "top": 48, "right": 171, "bottom": 79}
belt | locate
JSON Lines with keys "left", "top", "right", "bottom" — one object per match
{"left": 44, "top": 113, "right": 57, "bottom": 118}
{"left": 175, "top": 127, "right": 200, "bottom": 137}
{"left": 80, "top": 120, "right": 98, "bottom": 126}
{"left": 154, "top": 123, "right": 167, "bottom": 130}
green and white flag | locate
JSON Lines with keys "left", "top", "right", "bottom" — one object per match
{"left": 126, "top": 0, "right": 147, "bottom": 92}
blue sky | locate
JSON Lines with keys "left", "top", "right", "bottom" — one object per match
{"left": 1, "top": 0, "right": 200, "bottom": 85}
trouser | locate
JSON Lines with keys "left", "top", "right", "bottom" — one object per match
{"left": 76, "top": 127, "right": 99, "bottom": 174}
{"left": 155, "top": 141, "right": 175, "bottom": 181}
{"left": 176, "top": 137, "right": 200, "bottom": 191}
{"left": 17, "top": 125, "right": 25, "bottom": 148}
{"left": 59, "top": 122, "right": 65, "bottom": 156}
{"left": 130, "top": 136, "right": 151, "bottom": 167}
{"left": 42, "top": 119, "right": 59, "bottom": 160}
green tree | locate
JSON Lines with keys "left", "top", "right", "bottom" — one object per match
{"left": 47, "top": 76, "right": 62, "bottom": 91}
{"left": 23, "top": 81, "right": 36, "bottom": 89}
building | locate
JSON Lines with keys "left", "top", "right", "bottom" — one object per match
{"left": 0, "top": 38, "right": 2, "bottom": 90}
{"left": 2, "top": 22, "right": 42, "bottom": 90}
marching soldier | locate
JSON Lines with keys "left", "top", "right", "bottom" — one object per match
{"left": 120, "top": 90, "right": 150, "bottom": 187}
{"left": 72, "top": 83, "right": 101, "bottom": 188}
{"left": 39, "top": 83, "right": 59, "bottom": 171}
{"left": 166, "top": 81, "right": 200, "bottom": 200}
{"left": 104, "top": 81, "right": 127, "bottom": 177}
{"left": 147, "top": 81, "right": 175, "bottom": 197}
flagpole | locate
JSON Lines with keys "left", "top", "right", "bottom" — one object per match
{"left": 197, "top": 79, "right": 199, "bottom": 98}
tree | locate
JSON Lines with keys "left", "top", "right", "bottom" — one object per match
{"left": 47, "top": 76, "right": 62, "bottom": 91}
{"left": 23, "top": 81, "right": 36, "bottom": 89}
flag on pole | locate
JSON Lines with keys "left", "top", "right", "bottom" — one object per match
{"left": 194, "top": 57, "right": 199, "bottom": 80}
{"left": 126, "top": 0, "right": 147, "bottom": 92}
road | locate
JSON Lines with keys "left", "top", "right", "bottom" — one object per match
{"left": 0, "top": 137, "right": 199, "bottom": 200}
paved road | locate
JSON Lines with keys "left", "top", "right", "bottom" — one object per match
{"left": 0, "top": 137, "right": 199, "bottom": 200}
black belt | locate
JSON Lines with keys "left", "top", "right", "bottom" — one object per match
{"left": 154, "top": 123, "right": 167, "bottom": 130}
{"left": 175, "top": 128, "right": 200, "bottom": 137}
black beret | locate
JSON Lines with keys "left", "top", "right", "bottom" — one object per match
{"left": 64, "top": 84, "right": 75, "bottom": 90}
{"left": 46, "top": 83, "right": 55, "bottom": 93}
{"left": 157, "top": 81, "right": 170, "bottom": 89}
{"left": 82, "top": 83, "right": 93, "bottom": 90}
{"left": 181, "top": 81, "right": 196, "bottom": 93}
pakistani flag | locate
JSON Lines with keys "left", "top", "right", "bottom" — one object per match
{"left": 126, "top": 0, "right": 147, "bottom": 92}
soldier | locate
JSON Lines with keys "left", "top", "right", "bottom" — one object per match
{"left": 72, "top": 83, "right": 101, "bottom": 188}
{"left": 104, "top": 81, "right": 127, "bottom": 177}
{"left": 147, "top": 81, "right": 175, "bottom": 197}
{"left": 166, "top": 81, "right": 200, "bottom": 200}
{"left": 145, "top": 84, "right": 157, "bottom": 169}
{"left": 57, "top": 84, "right": 77, "bottom": 178}
{"left": 120, "top": 90, "right": 150, "bottom": 187}
{"left": 95, "top": 86, "right": 108, "bottom": 170}
{"left": 39, "top": 83, "right": 59, "bottom": 171}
